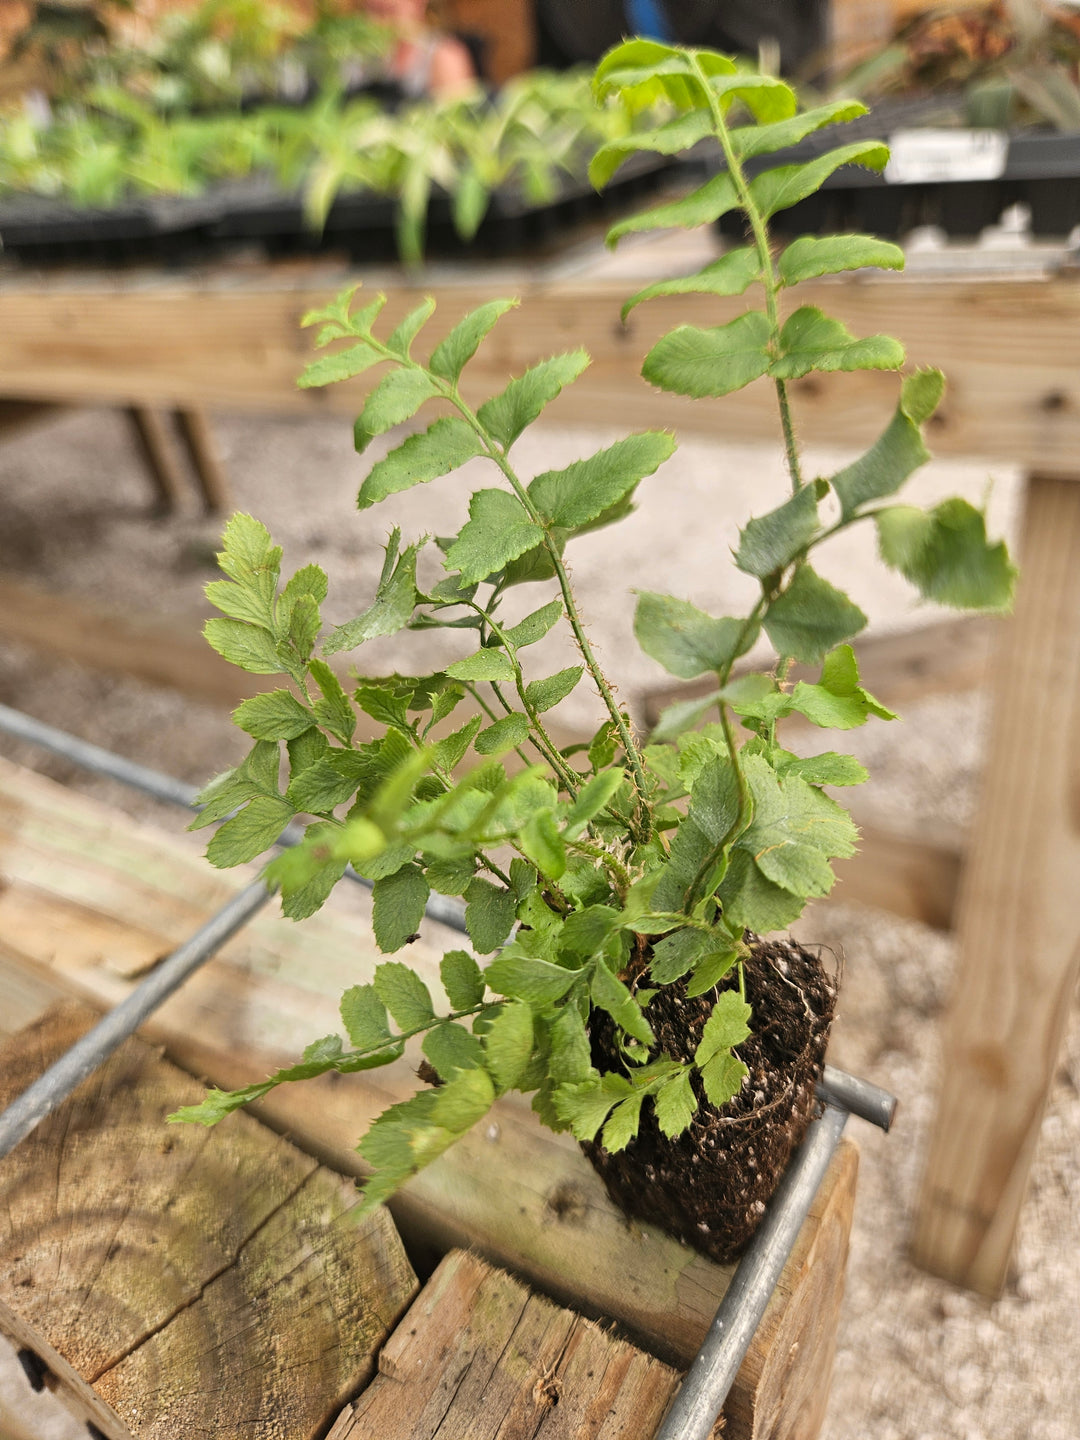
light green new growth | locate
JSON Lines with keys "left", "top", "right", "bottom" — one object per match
{"left": 174, "top": 40, "right": 1016, "bottom": 1215}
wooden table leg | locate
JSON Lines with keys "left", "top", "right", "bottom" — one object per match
{"left": 174, "top": 407, "right": 232, "bottom": 514}
{"left": 125, "top": 406, "right": 188, "bottom": 514}
{"left": 912, "top": 471, "right": 1080, "bottom": 1295}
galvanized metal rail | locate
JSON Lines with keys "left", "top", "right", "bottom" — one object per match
{"left": 0, "top": 706, "right": 896, "bottom": 1437}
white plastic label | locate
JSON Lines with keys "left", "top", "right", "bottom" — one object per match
{"left": 885, "top": 129, "right": 1009, "bottom": 185}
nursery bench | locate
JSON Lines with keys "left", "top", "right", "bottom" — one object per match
{"left": 0, "top": 754, "right": 858, "bottom": 1438}
{"left": 1, "top": 239, "right": 1062, "bottom": 1295}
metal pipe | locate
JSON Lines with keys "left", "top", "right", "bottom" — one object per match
{"left": 654, "top": 1104, "right": 850, "bottom": 1440}
{"left": 818, "top": 1064, "right": 897, "bottom": 1132}
{"left": 0, "top": 880, "right": 272, "bottom": 1160}
{"left": 0, "top": 702, "right": 468, "bottom": 934}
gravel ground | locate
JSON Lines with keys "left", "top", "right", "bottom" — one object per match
{"left": 0, "top": 404, "right": 1075, "bottom": 1440}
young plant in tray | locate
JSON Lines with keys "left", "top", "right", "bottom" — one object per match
{"left": 173, "top": 40, "right": 1015, "bottom": 1259}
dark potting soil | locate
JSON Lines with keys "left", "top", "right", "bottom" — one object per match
{"left": 583, "top": 935, "right": 836, "bottom": 1264}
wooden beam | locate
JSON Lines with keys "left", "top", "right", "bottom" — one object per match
{"left": 0, "top": 1002, "right": 417, "bottom": 1440}
{"left": 0, "top": 756, "right": 858, "bottom": 1432}
{"left": 0, "top": 398, "right": 68, "bottom": 439}
{"left": 639, "top": 615, "right": 1000, "bottom": 728}
{"left": 0, "top": 273, "right": 1078, "bottom": 470}
{"left": 0, "top": 577, "right": 271, "bottom": 707}
{"left": 173, "top": 406, "right": 232, "bottom": 514}
{"left": 328, "top": 1250, "right": 680, "bottom": 1440}
{"left": 125, "top": 406, "right": 189, "bottom": 514}
{"left": 834, "top": 823, "right": 962, "bottom": 932}
{"left": 913, "top": 473, "right": 1080, "bottom": 1295}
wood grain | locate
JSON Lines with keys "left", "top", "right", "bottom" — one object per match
{"left": 0, "top": 273, "right": 1078, "bottom": 469}
{"left": 0, "top": 1002, "right": 417, "bottom": 1439}
{"left": 0, "top": 757, "right": 856, "bottom": 1435}
{"left": 913, "top": 473, "right": 1080, "bottom": 1294}
{"left": 327, "top": 1250, "right": 681, "bottom": 1440}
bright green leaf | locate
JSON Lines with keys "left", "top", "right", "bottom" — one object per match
{"left": 750, "top": 142, "right": 891, "bottom": 219}
{"left": 372, "top": 865, "right": 430, "bottom": 953}
{"left": 485, "top": 951, "right": 580, "bottom": 1005}
{"left": 423, "top": 1021, "right": 485, "bottom": 1079}
{"left": 696, "top": 990, "right": 752, "bottom": 1065}
{"left": 323, "top": 540, "right": 419, "bottom": 655}
{"left": 464, "top": 877, "right": 518, "bottom": 953}
{"left": 635, "top": 592, "right": 759, "bottom": 679}
{"left": 763, "top": 565, "right": 867, "bottom": 664}
{"left": 735, "top": 482, "right": 822, "bottom": 579}
{"left": 444, "top": 489, "right": 544, "bottom": 585}
{"left": 655, "top": 1070, "right": 697, "bottom": 1138}
{"left": 441, "top": 949, "right": 485, "bottom": 1009}
{"left": 830, "top": 369, "right": 945, "bottom": 521}
{"left": 297, "top": 341, "right": 382, "bottom": 389}
{"left": 600, "top": 1093, "right": 645, "bottom": 1152}
{"left": 357, "top": 418, "right": 483, "bottom": 510}
{"left": 445, "top": 648, "right": 516, "bottom": 684}
{"left": 779, "top": 234, "right": 905, "bottom": 286}
{"left": 206, "top": 795, "right": 292, "bottom": 868}
{"left": 528, "top": 432, "right": 675, "bottom": 529}
{"left": 340, "top": 984, "right": 391, "bottom": 1049}
{"left": 519, "top": 809, "right": 566, "bottom": 881}
{"left": 232, "top": 689, "right": 312, "bottom": 741}
{"left": 504, "top": 600, "right": 563, "bottom": 649}
{"left": 876, "top": 499, "right": 1016, "bottom": 611}
{"left": 354, "top": 369, "right": 441, "bottom": 453}
{"left": 474, "top": 712, "right": 530, "bottom": 756}
{"left": 484, "top": 1002, "right": 534, "bottom": 1091}
{"left": 771, "top": 306, "right": 905, "bottom": 381}
{"left": 373, "top": 958, "right": 434, "bottom": 1029}
{"left": 523, "top": 666, "right": 583, "bottom": 714}
{"left": 700, "top": 1051, "right": 749, "bottom": 1107}
{"left": 621, "top": 247, "right": 760, "bottom": 319}
{"left": 642, "top": 312, "right": 771, "bottom": 399}
{"left": 204, "top": 617, "right": 286, "bottom": 675}
{"left": 429, "top": 299, "right": 517, "bottom": 383}
{"left": 477, "top": 352, "right": 590, "bottom": 449}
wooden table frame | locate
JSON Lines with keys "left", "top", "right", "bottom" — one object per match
{"left": 1, "top": 257, "right": 1078, "bottom": 1295}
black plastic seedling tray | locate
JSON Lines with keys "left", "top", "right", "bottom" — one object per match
{"left": 703, "top": 96, "right": 1080, "bottom": 240}
{"left": 0, "top": 151, "right": 668, "bottom": 267}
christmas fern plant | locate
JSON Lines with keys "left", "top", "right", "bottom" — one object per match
{"left": 172, "top": 39, "right": 1014, "bottom": 1223}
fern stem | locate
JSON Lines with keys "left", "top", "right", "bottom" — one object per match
{"left": 690, "top": 54, "right": 804, "bottom": 495}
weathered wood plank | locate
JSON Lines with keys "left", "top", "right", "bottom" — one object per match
{"left": 0, "top": 274, "right": 1078, "bottom": 469}
{"left": 0, "top": 758, "right": 857, "bottom": 1434}
{"left": 0, "top": 577, "right": 272, "bottom": 707}
{"left": 913, "top": 473, "right": 1080, "bottom": 1294}
{"left": 327, "top": 1250, "right": 682, "bottom": 1440}
{"left": 0, "top": 1002, "right": 418, "bottom": 1440}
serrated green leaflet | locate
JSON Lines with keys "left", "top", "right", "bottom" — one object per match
{"left": 601, "top": 1093, "right": 645, "bottom": 1152}
{"left": 779, "top": 752, "right": 868, "bottom": 786}
{"left": 484, "top": 1002, "right": 534, "bottom": 1091}
{"left": 386, "top": 297, "right": 436, "bottom": 357}
{"left": 708, "top": 73, "right": 796, "bottom": 123}
{"left": 729, "top": 99, "right": 868, "bottom": 161}
{"left": 374, "top": 958, "right": 434, "bottom": 1029}
{"left": 285, "top": 758, "right": 356, "bottom": 814}
{"left": 232, "top": 689, "right": 312, "bottom": 741}
{"left": 655, "top": 1070, "right": 696, "bottom": 1138}
{"left": 464, "top": 877, "right": 517, "bottom": 953}
{"left": 441, "top": 949, "right": 485, "bottom": 1008}
{"left": 643, "top": 313, "right": 771, "bottom": 399}
{"left": 324, "top": 541, "right": 419, "bottom": 655}
{"left": 830, "top": 369, "right": 944, "bottom": 521}
{"left": 528, "top": 432, "right": 674, "bottom": 529}
{"left": 206, "top": 796, "right": 293, "bottom": 868}
{"left": 589, "top": 110, "right": 714, "bottom": 188}
{"left": 354, "top": 369, "right": 441, "bottom": 453}
{"left": 308, "top": 659, "right": 355, "bottom": 744}
{"left": 716, "top": 848, "right": 806, "bottom": 931}
{"left": 340, "top": 984, "right": 391, "bottom": 1049}
{"left": 475, "top": 712, "right": 530, "bottom": 756}
{"left": 504, "top": 600, "right": 563, "bottom": 649}
{"left": 700, "top": 1051, "right": 749, "bottom": 1107}
{"left": 735, "top": 482, "right": 822, "bottom": 579}
{"left": 445, "top": 648, "right": 515, "bottom": 684}
{"left": 651, "top": 927, "right": 710, "bottom": 984}
{"left": 689, "top": 754, "right": 741, "bottom": 845}
{"left": 762, "top": 565, "right": 867, "bottom": 664}
{"left": 876, "top": 499, "right": 1016, "bottom": 610}
{"left": 635, "top": 592, "right": 758, "bottom": 679}
{"left": 486, "top": 952, "right": 580, "bottom": 1005}
{"left": 519, "top": 809, "right": 566, "bottom": 881}
{"left": 372, "top": 866, "right": 430, "bottom": 953}
{"left": 477, "top": 351, "right": 590, "bottom": 449}
{"left": 591, "top": 963, "right": 653, "bottom": 1046}
{"left": 204, "top": 617, "right": 286, "bottom": 675}
{"left": 750, "top": 141, "right": 890, "bottom": 218}
{"left": 606, "top": 170, "right": 739, "bottom": 249}
{"left": 445, "top": 489, "right": 544, "bottom": 585}
{"left": 695, "top": 991, "right": 752, "bottom": 1064}
{"left": 297, "top": 342, "right": 382, "bottom": 389}
{"left": 357, "top": 418, "right": 483, "bottom": 510}
{"left": 621, "top": 248, "right": 760, "bottom": 319}
{"left": 524, "top": 666, "right": 583, "bottom": 714}
{"left": 779, "top": 234, "right": 904, "bottom": 286}
{"left": 429, "top": 299, "right": 517, "bottom": 383}
{"left": 423, "top": 1021, "right": 485, "bottom": 1079}
{"left": 771, "top": 307, "right": 904, "bottom": 381}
